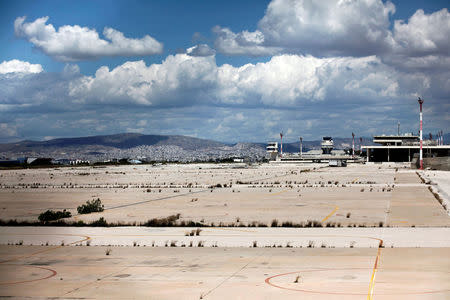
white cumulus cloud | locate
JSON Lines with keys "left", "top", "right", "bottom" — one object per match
{"left": 14, "top": 16, "right": 164, "bottom": 61}
{"left": 213, "top": 26, "right": 281, "bottom": 56}
{"left": 393, "top": 8, "right": 450, "bottom": 56}
{"left": 214, "top": 0, "right": 395, "bottom": 57}
{"left": 0, "top": 59, "right": 43, "bottom": 74}
{"left": 67, "top": 54, "right": 428, "bottom": 108}
{"left": 212, "top": 0, "right": 450, "bottom": 70}
{"left": 186, "top": 44, "right": 216, "bottom": 57}
{"left": 385, "top": 8, "right": 450, "bottom": 71}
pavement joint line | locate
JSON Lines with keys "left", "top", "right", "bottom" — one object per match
{"left": 200, "top": 251, "right": 265, "bottom": 299}
{"left": 100, "top": 189, "right": 210, "bottom": 212}
{"left": 62, "top": 266, "right": 130, "bottom": 297}
{"left": 91, "top": 170, "right": 315, "bottom": 213}
{"left": 321, "top": 206, "right": 339, "bottom": 222}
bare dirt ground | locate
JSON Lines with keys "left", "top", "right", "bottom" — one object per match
{"left": 0, "top": 163, "right": 448, "bottom": 227}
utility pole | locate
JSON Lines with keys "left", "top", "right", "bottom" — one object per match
{"left": 299, "top": 137, "right": 303, "bottom": 158}
{"left": 397, "top": 121, "right": 400, "bottom": 136}
{"left": 352, "top": 132, "right": 355, "bottom": 158}
{"left": 418, "top": 98, "right": 424, "bottom": 170}
{"left": 280, "top": 132, "right": 283, "bottom": 158}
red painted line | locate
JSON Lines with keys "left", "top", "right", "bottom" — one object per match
{"left": 265, "top": 268, "right": 450, "bottom": 296}
{"left": 0, "top": 265, "right": 57, "bottom": 285}
{"left": 0, "top": 234, "right": 90, "bottom": 264}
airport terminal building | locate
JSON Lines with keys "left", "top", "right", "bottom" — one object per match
{"left": 362, "top": 134, "right": 450, "bottom": 163}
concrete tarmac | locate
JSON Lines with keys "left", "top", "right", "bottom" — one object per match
{"left": 0, "top": 245, "right": 448, "bottom": 300}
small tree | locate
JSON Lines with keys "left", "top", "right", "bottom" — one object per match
{"left": 77, "top": 198, "right": 104, "bottom": 214}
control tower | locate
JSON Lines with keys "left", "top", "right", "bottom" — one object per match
{"left": 321, "top": 137, "right": 334, "bottom": 154}
{"left": 266, "top": 142, "right": 278, "bottom": 160}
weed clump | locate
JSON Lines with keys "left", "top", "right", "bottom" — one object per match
{"left": 77, "top": 198, "right": 104, "bottom": 214}
{"left": 271, "top": 219, "right": 279, "bottom": 227}
{"left": 143, "top": 214, "right": 181, "bottom": 226}
{"left": 90, "top": 217, "right": 108, "bottom": 227}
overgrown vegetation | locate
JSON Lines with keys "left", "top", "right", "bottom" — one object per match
{"left": 142, "top": 214, "right": 181, "bottom": 226}
{"left": 77, "top": 198, "right": 104, "bottom": 214}
{"left": 428, "top": 186, "right": 447, "bottom": 210}
{"left": 38, "top": 209, "right": 71, "bottom": 222}
{"left": 0, "top": 216, "right": 395, "bottom": 228}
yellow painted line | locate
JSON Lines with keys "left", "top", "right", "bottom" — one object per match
{"left": 269, "top": 190, "right": 288, "bottom": 196}
{"left": 321, "top": 206, "right": 339, "bottom": 222}
{"left": 367, "top": 242, "right": 382, "bottom": 300}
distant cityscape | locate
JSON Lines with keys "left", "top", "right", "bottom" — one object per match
{"left": 0, "top": 132, "right": 447, "bottom": 166}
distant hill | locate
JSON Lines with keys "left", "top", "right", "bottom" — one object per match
{"left": 0, "top": 133, "right": 267, "bottom": 162}
{"left": 0, "top": 133, "right": 227, "bottom": 152}
{"left": 444, "top": 133, "right": 450, "bottom": 144}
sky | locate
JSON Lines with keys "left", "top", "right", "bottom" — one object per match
{"left": 0, "top": 0, "right": 448, "bottom": 143}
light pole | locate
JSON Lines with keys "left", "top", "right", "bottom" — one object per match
{"left": 418, "top": 97, "right": 424, "bottom": 170}
{"left": 300, "top": 137, "right": 303, "bottom": 158}
{"left": 280, "top": 132, "right": 283, "bottom": 158}
{"left": 352, "top": 132, "right": 355, "bottom": 158}
{"left": 360, "top": 137, "right": 363, "bottom": 153}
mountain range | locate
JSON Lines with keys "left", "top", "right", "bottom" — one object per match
{"left": 0, "top": 132, "right": 447, "bottom": 162}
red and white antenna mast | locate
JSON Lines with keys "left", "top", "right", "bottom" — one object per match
{"left": 280, "top": 132, "right": 284, "bottom": 157}
{"left": 418, "top": 97, "right": 424, "bottom": 170}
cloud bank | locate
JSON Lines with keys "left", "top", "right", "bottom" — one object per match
{"left": 1, "top": 52, "right": 447, "bottom": 142}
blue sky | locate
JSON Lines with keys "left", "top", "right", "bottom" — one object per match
{"left": 1, "top": 0, "right": 273, "bottom": 74}
{"left": 0, "top": 0, "right": 448, "bottom": 143}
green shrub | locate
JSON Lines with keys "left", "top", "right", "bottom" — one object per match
{"left": 38, "top": 209, "right": 71, "bottom": 222}
{"left": 77, "top": 198, "right": 104, "bottom": 214}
